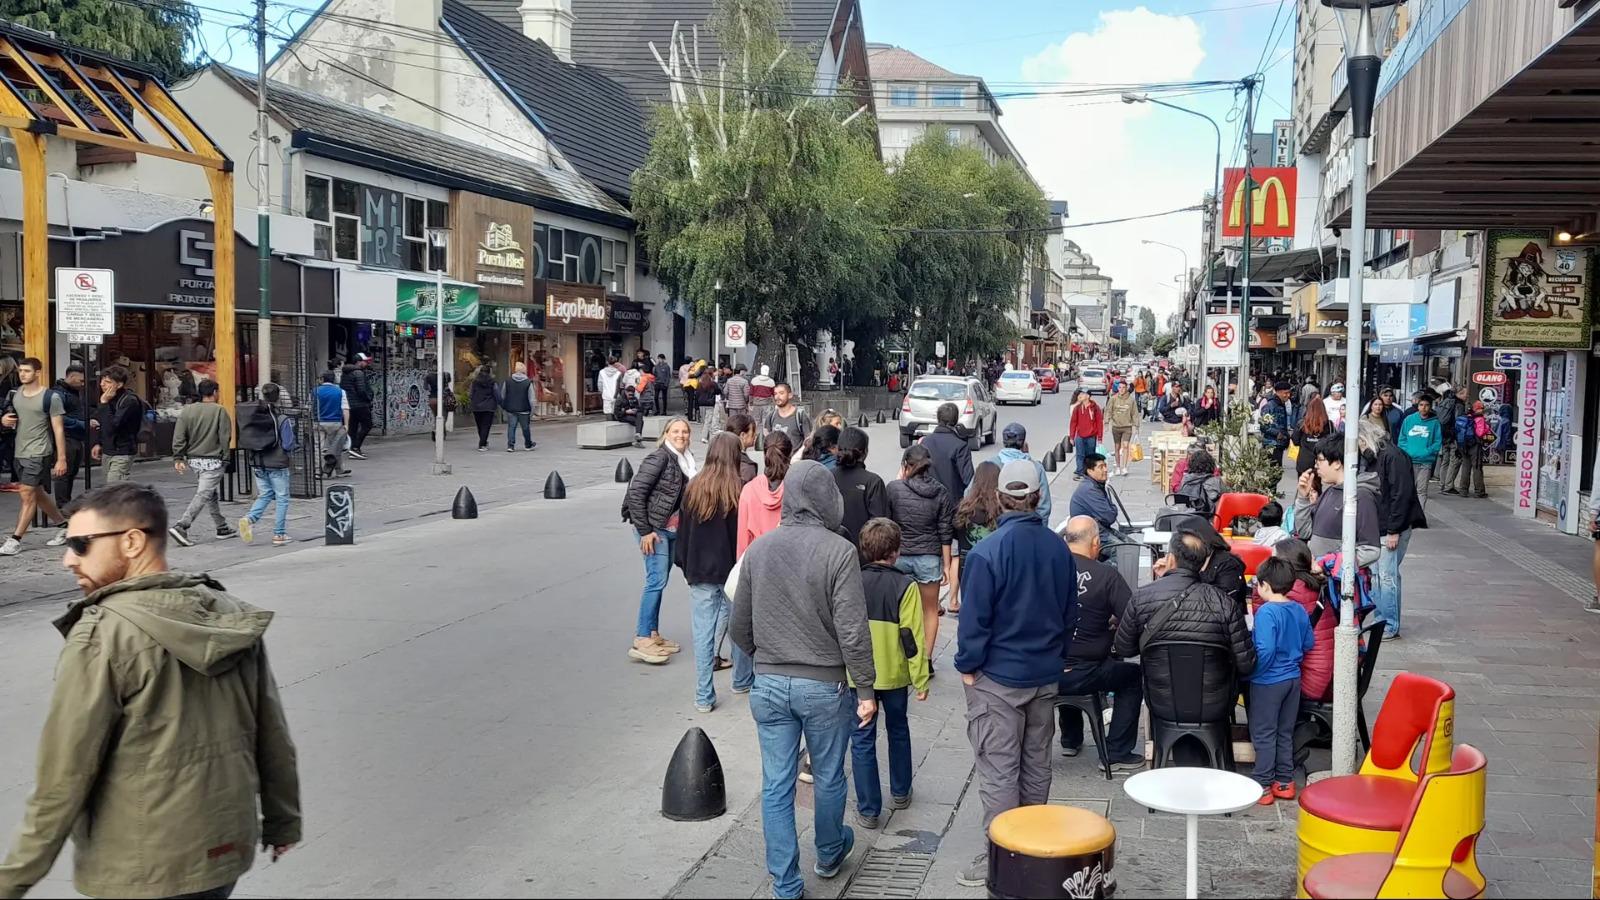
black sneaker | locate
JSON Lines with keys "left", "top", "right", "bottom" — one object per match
{"left": 215, "top": 526, "right": 238, "bottom": 540}
{"left": 526, "top": 441, "right": 538, "bottom": 451}
{"left": 168, "top": 525, "right": 194, "bottom": 547}
{"left": 1109, "top": 754, "right": 1145, "bottom": 772}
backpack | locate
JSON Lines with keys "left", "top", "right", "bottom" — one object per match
{"left": 1473, "top": 415, "right": 1491, "bottom": 441}
{"left": 238, "top": 404, "right": 281, "bottom": 452}
{"left": 1454, "top": 414, "right": 1477, "bottom": 447}
{"left": 1318, "top": 552, "right": 1376, "bottom": 619}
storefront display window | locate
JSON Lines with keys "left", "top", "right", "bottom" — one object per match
{"left": 581, "top": 334, "right": 622, "bottom": 411}
{"left": 0, "top": 303, "right": 22, "bottom": 359}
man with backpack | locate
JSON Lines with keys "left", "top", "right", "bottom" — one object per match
{"left": 91, "top": 365, "right": 145, "bottom": 483}
{"left": 652, "top": 354, "right": 673, "bottom": 414}
{"left": 1448, "top": 401, "right": 1491, "bottom": 499}
{"left": 341, "top": 354, "right": 375, "bottom": 459}
{"left": 237, "top": 384, "right": 298, "bottom": 547}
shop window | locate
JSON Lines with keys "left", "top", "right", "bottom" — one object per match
{"left": 334, "top": 216, "right": 360, "bottom": 263}
{"left": 404, "top": 197, "right": 425, "bottom": 239}
{"left": 332, "top": 179, "right": 359, "bottom": 215}
{"left": 579, "top": 237, "right": 602, "bottom": 284}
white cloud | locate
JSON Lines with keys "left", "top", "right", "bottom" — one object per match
{"left": 1002, "top": 6, "right": 1218, "bottom": 327}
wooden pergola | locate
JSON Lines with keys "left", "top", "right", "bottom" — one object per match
{"left": 0, "top": 23, "right": 236, "bottom": 415}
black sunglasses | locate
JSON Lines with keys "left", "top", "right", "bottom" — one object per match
{"left": 64, "top": 528, "right": 154, "bottom": 556}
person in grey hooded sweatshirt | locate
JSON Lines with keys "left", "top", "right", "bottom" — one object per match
{"left": 499, "top": 361, "right": 537, "bottom": 451}
{"left": 1293, "top": 436, "right": 1381, "bottom": 567}
{"left": 732, "top": 460, "right": 877, "bottom": 900}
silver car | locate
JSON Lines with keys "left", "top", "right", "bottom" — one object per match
{"left": 1078, "top": 366, "right": 1109, "bottom": 395}
{"left": 899, "top": 375, "right": 997, "bottom": 450}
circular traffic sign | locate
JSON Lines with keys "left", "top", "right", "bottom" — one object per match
{"left": 726, "top": 323, "right": 743, "bottom": 342}
{"left": 74, "top": 272, "right": 96, "bottom": 291}
{"left": 1210, "top": 321, "right": 1236, "bottom": 349}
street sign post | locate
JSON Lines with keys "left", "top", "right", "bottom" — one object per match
{"left": 935, "top": 340, "right": 946, "bottom": 358}
{"left": 724, "top": 320, "right": 747, "bottom": 348}
{"left": 55, "top": 268, "right": 115, "bottom": 335}
{"left": 1204, "top": 314, "right": 1241, "bottom": 368}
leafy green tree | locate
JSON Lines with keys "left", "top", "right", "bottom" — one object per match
{"left": 631, "top": 0, "right": 891, "bottom": 375}
{"left": 1, "top": 0, "right": 203, "bottom": 84}
{"left": 1152, "top": 332, "right": 1178, "bottom": 355}
{"left": 1136, "top": 306, "right": 1157, "bottom": 350}
{"left": 884, "top": 132, "right": 1048, "bottom": 364}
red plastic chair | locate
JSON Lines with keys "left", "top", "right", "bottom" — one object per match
{"left": 1212, "top": 492, "right": 1271, "bottom": 534}
{"left": 1229, "top": 540, "right": 1273, "bottom": 578}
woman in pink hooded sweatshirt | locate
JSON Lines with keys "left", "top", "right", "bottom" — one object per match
{"left": 737, "top": 432, "right": 792, "bottom": 554}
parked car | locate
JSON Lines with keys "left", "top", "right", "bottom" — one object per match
{"left": 1078, "top": 366, "right": 1109, "bottom": 395}
{"left": 1034, "top": 368, "right": 1060, "bottom": 393}
{"left": 995, "top": 370, "right": 1042, "bottom": 406}
{"left": 899, "top": 375, "right": 997, "bottom": 450}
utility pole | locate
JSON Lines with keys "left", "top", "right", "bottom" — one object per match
{"left": 1237, "top": 75, "right": 1256, "bottom": 407}
{"left": 254, "top": 0, "right": 272, "bottom": 392}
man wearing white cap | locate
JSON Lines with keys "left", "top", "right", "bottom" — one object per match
{"left": 1323, "top": 383, "right": 1346, "bottom": 431}
{"left": 953, "top": 459, "right": 1079, "bottom": 887}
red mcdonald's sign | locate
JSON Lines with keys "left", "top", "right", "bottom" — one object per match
{"left": 1221, "top": 167, "right": 1297, "bottom": 239}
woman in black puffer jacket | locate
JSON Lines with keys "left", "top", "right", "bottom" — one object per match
{"left": 468, "top": 365, "right": 499, "bottom": 450}
{"left": 625, "top": 416, "right": 697, "bottom": 665}
{"left": 888, "top": 443, "right": 953, "bottom": 667}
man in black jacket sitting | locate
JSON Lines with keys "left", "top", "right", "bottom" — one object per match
{"left": 1058, "top": 516, "right": 1144, "bottom": 770}
{"left": 1113, "top": 530, "right": 1255, "bottom": 703}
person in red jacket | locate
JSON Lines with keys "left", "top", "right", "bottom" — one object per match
{"left": 1068, "top": 390, "right": 1104, "bottom": 480}
{"left": 1249, "top": 538, "right": 1334, "bottom": 701}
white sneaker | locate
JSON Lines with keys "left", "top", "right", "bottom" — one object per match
{"left": 0, "top": 537, "right": 19, "bottom": 556}
{"left": 46, "top": 527, "right": 68, "bottom": 547}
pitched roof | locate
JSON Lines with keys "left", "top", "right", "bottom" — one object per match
{"left": 562, "top": 0, "right": 844, "bottom": 105}
{"left": 866, "top": 44, "right": 967, "bottom": 81}
{"left": 213, "top": 66, "right": 630, "bottom": 224}
{"left": 443, "top": 0, "right": 652, "bottom": 204}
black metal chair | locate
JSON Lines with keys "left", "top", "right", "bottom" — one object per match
{"left": 1142, "top": 640, "right": 1238, "bottom": 771}
{"left": 1054, "top": 692, "right": 1113, "bottom": 780}
{"left": 1294, "top": 618, "right": 1386, "bottom": 768}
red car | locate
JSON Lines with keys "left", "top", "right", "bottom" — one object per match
{"left": 1033, "top": 368, "right": 1060, "bottom": 393}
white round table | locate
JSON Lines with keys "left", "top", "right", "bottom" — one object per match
{"left": 1122, "top": 767, "right": 1263, "bottom": 899}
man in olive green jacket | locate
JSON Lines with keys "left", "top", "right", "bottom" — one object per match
{"left": 0, "top": 482, "right": 300, "bottom": 900}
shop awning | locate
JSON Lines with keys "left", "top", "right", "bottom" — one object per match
{"left": 1331, "top": 5, "right": 1600, "bottom": 231}
{"left": 1209, "top": 245, "right": 1340, "bottom": 288}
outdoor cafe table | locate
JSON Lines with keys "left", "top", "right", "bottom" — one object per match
{"left": 1122, "top": 767, "right": 1263, "bottom": 899}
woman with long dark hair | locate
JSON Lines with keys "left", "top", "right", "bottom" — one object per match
{"left": 1291, "top": 391, "right": 1332, "bottom": 478}
{"left": 1252, "top": 538, "right": 1334, "bottom": 701}
{"left": 624, "top": 416, "right": 696, "bottom": 665}
{"left": 468, "top": 364, "right": 498, "bottom": 450}
{"left": 1192, "top": 384, "right": 1222, "bottom": 429}
{"left": 803, "top": 424, "right": 841, "bottom": 470}
{"left": 950, "top": 461, "right": 1003, "bottom": 615}
{"left": 724, "top": 412, "right": 759, "bottom": 484}
{"left": 888, "top": 443, "right": 954, "bottom": 664}
{"left": 833, "top": 426, "right": 889, "bottom": 544}
{"left": 675, "top": 432, "right": 753, "bottom": 711}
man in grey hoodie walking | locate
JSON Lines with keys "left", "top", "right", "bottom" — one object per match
{"left": 733, "top": 460, "right": 877, "bottom": 900}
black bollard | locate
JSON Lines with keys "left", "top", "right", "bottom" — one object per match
{"left": 858, "top": 414, "right": 868, "bottom": 428}
{"left": 1056, "top": 440, "right": 1069, "bottom": 463}
{"left": 615, "top": 458, "right": 634, "bottom": 483}
{"left": 876, "top": 409, "right": 886, "bottom": 424}
{"left": 544, "top": 471, "right": 567, "bottom": 500}
{"left": 662, "top": 727, "right": 726, "bottom": 821}
{"left": 1045, "top": 452, "right": 1058, "bottom": 473}
{"left": 892, "top": 406, "right": 900, "bottom": 421}
{"left": 325, "top": 484, "right": 355, "bottom": 544}
{"left": 756, "top": 432, "right": 765, "bottom": 452}
{"left": 451, "top": 486, "right": 478, "bottom": 519}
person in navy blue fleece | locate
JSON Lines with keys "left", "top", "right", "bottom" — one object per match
{"left": 1247, "top": 556, "right": 1316, "bottom": 805}
{"left": 952, "top": 459, "right": 1078, "bottom": 889}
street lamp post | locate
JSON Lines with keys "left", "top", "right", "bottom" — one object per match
{"left": 1124, "top": 92, "right": 1226, "bottom": 397}
{"left": 1323, "top": 0, "right": 1399, "bottom": 776}
{"left": 428, "top": 226, "right": 452, "bottom": 476}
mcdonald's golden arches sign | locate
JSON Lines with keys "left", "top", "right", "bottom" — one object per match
{"left": 1221, "top": 167, "right": 1297, "bottom": 239}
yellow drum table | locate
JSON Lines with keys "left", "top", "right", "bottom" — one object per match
{"left": 986, "top": 805, "right": 1116, "bottom": 899}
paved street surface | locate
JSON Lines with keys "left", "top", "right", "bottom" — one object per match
{"left": 0, "top": 390, "right": 1594, "bottom": 898}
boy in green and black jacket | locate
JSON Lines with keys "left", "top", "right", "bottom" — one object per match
{"left": 850, "top": 518, "right": 931, "bottom": 830}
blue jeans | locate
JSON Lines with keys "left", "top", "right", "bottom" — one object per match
{"left": 507, "top": 411, "right": 533, "bottom": 448}
{"left": 689, "top": 583, "right": 753, "bottom": 707}
{"left": 750, "top": 674, "right": 854, "bottom": 899}
{"left": 1375, "top": 528, "right": 1411, "bottom": 636}
{"left": 1074, "top": 436, "right": 1097, "bottom": 475}
{"left": 635, "top": 529, "right": 675, "bottom": 638}
{"left": 850, "top": 686, "right": 911, "bottom": 818}
{"left": 246, "top": 467, "right": 291, "bottom": 536}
